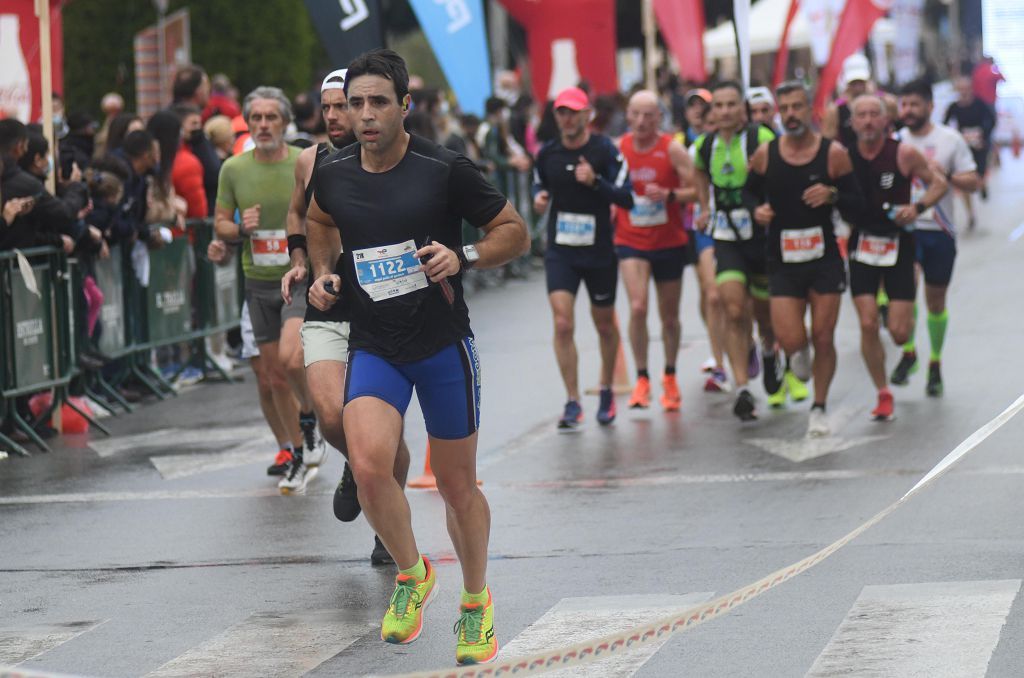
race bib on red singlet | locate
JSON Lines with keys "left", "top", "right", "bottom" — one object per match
{"left": 251, "top": 230, "right": 289, "bottom": 266}
{"left": 628, "top": 195, "right": 668, "bottom": 227}
{"left": 852, "top": 234, "right": 899, "bottom": 267}
{"left": 780, "top": 227, "right": 825, "bottom": 263}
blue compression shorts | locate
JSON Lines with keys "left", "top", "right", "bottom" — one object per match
{"left": 914, "top": 229, "right": 957, "bottom": 286}
{"left": 345, "top": 337, "right": 481, "bottom": 440}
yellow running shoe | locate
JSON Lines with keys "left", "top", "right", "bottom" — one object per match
{"left": 381, "top": 557, "right": 438, "bottom": 644}
{"left": 766, "top": 379, "right": 787, "bottom": 409}
{"left": 785, "top": 369, "right": 810, "bottom": 402}
{"left": 629, "top": 376, "right": 651, "bottom": 409}
{"left": 660, "top": 374, "right": 681, "bottom": 412}
{"left": 454, "top": 589, "right": 498, "bottom": 665}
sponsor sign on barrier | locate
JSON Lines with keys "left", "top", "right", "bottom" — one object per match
{"left": 93, "top": 245, "right": 126, "bottom": 355}
{"left": 146, "top": 239, "right": 193, "bottom": 344}
{"left": 9, "top": 261, "right": 54, "bottom": 389}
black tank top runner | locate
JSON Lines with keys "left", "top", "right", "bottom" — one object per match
{"left": 304, "top": 142, "right": 330, "bottom": 206}
{"left": 848, "top": 137, "right": 912, "bottom": 235}
{"left": 303, "top": 142, "right": 348, "bottom": 323}
{"left": 763, "top": 136, "right": 839, "bottom": 263}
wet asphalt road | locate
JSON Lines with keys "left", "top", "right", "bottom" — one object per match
{"left": 1, "top": 156, "right": 1023, "bottom": 678}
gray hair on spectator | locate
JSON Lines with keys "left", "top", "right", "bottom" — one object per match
{"left": 243, "top": 86, "right": 293, "bottom": 125}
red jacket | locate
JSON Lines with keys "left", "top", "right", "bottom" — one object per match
{"left": 172, "top": 143, "right": 208, "bottom": 219}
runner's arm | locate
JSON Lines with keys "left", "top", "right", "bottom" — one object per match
{"left": 667, "top": 139, "right": 697, "bottom": 203}
{"left": 213, "top": 163, "right": 243, "bottom": 242}
{"left": 821, "top": 105, "right": 840, "bottom": 140}
{"left": 899, "top": 145, "right": 948, "bottom": 209}
{"left": 741, "top": 143, "right": 769, "bottom": 213}
{"left": 594, "top": 143, "right": 634, "bottom": 209}
{"left": 471, "top": 202, "right": 531, "bottom": 269}
{"left": 946, "top": 134, "right": 981, "bottom": 193}
{"left": 285, "top": 147, "right": 315, "bottom": 267}
{"left": 827, "top": 140, "right": 866, "bottom": 224}
{"left": 306, "top": 195, "right": 341, "bottom": 280}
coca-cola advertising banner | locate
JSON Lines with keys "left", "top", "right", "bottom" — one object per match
{"left": 0, "top": 0, "right": 64, "bottom": 123}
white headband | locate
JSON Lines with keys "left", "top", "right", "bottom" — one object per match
{"left": 321, "top": 68, "right": 348, "bottom": 93}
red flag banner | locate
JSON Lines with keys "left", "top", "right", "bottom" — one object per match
{"left": 813, "top": 0, "right": 892, "bottom": 116}
{"left": 499, "top": 0, "right": 618, "bottom": 104}
{"left": 772, "top": 0, "right": 801, "bottom": 89}
{"left": 653, "top": 0, "right": 706, "bottom": 83}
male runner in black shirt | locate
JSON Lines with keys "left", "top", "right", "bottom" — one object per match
{"left": 306, "top": 49, "right": 529, "bottom": 666}
{"left": 281, "top": 68, "right": 409, "bottom": 565}
{"left": 847, "top": 94, "right": 946, "bottom": 421}
{"left": 745, "top": 81, "right": 862, "bottom": 437}
{"left": 533, "top": 86, "right": 633, "bottom": 429}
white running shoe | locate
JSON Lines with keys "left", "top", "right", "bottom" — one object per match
{"left": 790, "top": 345, "right": 813, "bottom": 382}
{"left": 807, "top": 408, "right": 830, "bottom": 438}
{"left": 279, "top": 460, "right": 318, "bottom": 495}
{"left": 700, "top": 356, "right": 717, "bottom": 373}
{"left": 301, "top": 424, "right": 328, "bottom": 467}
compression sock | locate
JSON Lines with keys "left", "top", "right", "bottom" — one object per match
{"left": 927, "top": 310, "right": 949, "bottom": 362}
{"left": 637, "top": 368, "right": 650, "bottom": 380}
{"left": 902, "top": 304, "right": 918, "bottom": 354}
{"left": 299, "top": 411, "right": 316, "bottom": 428}
{"left": 462, "top": 586, "right": 490, "bottom": 605}
{"left": 400, "top": 555, "right": 427, "bottom": 581}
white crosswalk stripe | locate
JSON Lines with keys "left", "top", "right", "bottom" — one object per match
{"left": 144, "top": 610, "right": 374, "bottom": 678}
{"left": 499, "top": 593, "right": 713, "bottom": 677}
{"left": 806, "top": 579, "right": 1021, "bottom": 677}
{"left": 0, "top": 621, "right": 104, "bottom": 666}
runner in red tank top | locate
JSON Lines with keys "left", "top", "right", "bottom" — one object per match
{"left": 615, "top": 90, "right": 697, "bottom": 412}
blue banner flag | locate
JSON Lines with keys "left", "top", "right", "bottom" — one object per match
{"left": 407, "top": 0, "right": 491, "bottom": 116}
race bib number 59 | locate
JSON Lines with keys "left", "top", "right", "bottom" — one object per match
{"left": 353, "top": 240, "right": 429, "bottom": 302}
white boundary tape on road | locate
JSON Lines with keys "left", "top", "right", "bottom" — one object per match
{"left": 390, "top": 394, "right": 1024, "bottom": 678}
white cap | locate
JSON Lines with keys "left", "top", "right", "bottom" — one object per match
{"left": 842, "top": 54, "right": 871, "bottom": 87}
{"left": 321, "top": 69, "right": 347, "bottom": 93}
{"left": 747, "top": 86, "right": 774, "bottom": 108}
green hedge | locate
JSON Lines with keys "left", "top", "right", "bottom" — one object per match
{"left": 62, "top": 0, "right": 327, "bottom": 117}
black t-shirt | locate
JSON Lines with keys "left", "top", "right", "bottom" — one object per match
{"left": 533, "top": 134, "right": 633, "bottom": 266}
{"left": 943, "top": 99, "right": 996, "bottom": 146}
{"left": 313, "top": 134, "right": 507, "bottom": 363}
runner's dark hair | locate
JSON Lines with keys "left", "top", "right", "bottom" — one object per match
{"left": 775, "top": 80, "right": 810, "bottom": 101}
{"left": 711, "top": 80, "right": 744, "bottom": 97}
{"left": 899, "top": 78, "right": 933, "bottom": 102}
{"left": 345, "top": 49, "right": 410, "bottom": 103}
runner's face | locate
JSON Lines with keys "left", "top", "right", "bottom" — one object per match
{"left": 554, "top": 107, "right": 588, "bottom": 140}
{"left": 777, "top": 91, "right": 810, "bottom": 136}
{"left": 750, "top": 102, "right": 774, "bottom": 126}
{"left": 247, "top": 98, "right": 287, "bottom": 152}
{"left": 712, "top": 88, "right": 742, "bottom": 131}
{"left": 347, "top": 74, "right": 408, "bottom": 152}
{"left": 321, "top": 88, "right": 351, "bottom": 146}
{"left": 626, "top": 100, "right": 660, "bottom": 140}
{"left": 852, "top": 99, "right": 886, "bottom": 143}
{"left": 899, "top": 94, "right": 932, "bottom": 132}
{"left": 685, "top": 100, "right": 707, "bottom": 129}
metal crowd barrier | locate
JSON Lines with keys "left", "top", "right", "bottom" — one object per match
{"left": 0, "top": 219, "right": 243, "bottom": 457}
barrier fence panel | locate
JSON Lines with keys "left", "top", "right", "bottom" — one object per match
{"left": 9, "top": 258, "right": 55, "bottom": 391}
{"left": 145, "top": 238, "right": 194, "bottom": 347}
{"left": 92, "top": 244, "right": 128, "bottom": 357}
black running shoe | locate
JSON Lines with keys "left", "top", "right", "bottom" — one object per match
{"left": 926, "top": 361, "right": 943, "bottom": 397}
{"left": 890, "top": 351, "right": 918, "bottom": 386}
{"left": 733, "top": 388, "right": 757, "bottom": 422}
{"left": 371, "top": 536, "right": 394, "bottom": 566}
{"left": 333, "top": 462, "right": 362, "bottom": 522}
{"left": 762, "top": 350, "right": 784, "bottom": 396}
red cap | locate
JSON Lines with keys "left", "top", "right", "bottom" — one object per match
{"left": 553, "top": 87, "right": 590, "bottom": 111}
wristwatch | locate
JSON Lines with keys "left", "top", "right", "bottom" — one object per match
{"left": 914, "top": 201, "right": 927, "bottom": 215}
{"left": 459, "top": 245, "right": 480, "bottom": 270}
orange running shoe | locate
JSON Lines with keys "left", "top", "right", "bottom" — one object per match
{"left": 871, "top": 389, "right": 895, "bottom": 421}
{"left": 661, "top": 374, "right": 681, "bottom": 411}
{"left": 629, "top": 376, "right": 651, "bottom": 409}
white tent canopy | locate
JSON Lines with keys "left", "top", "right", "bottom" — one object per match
{"left": 703, "top": 0, "right": 893, "bottom": 61}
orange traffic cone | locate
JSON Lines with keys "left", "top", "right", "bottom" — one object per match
{"left": 408, "top": 442, "right": 482, "bottom": 490}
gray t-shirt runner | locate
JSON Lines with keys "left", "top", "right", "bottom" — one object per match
{"left": 900, "top": 123, "right": 976, "bottom": 236}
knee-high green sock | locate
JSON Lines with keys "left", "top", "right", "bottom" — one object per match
{"left": 927, "top": 310, "right": 949, "bottom": 362}
{"left": 902, "top": 304, "right": 918, "bottom": 354}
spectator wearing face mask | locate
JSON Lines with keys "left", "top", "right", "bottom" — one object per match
{"left": 170, "top": 104, "right": 209, "bottom": 220}
{"left": 19, "top": 132, "right": 90, "bottom": 239}
{"left": 173, "top": 65, "right": 221, "bottom": 214}
{"left": 0, "top": 120, "right": 84, "bottom": 253}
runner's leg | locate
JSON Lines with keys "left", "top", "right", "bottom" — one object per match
{"left": 251, "top": 354, "right": 290, "bottom": 448}
{"left": 853, "top": 295, "right": 887, "bottom": 390}
{"left": 655, "top": 277, "right": 683, "bottom": 371}
{"left": 619, "top": 257, "right": 652, "bottom": 375}
{"left": 431, "top": 433, "right": 489, "bottom": 594}
{"left": 697, "top": 248, "right": 726, "bottom": 369}
{"left": 807, "top": 291, "right": 841, "bottom": 405}
{"left": 591, "top": 303, "right": 620, "bottom": 388}
{"left": 719, "top": 280, "right": 752, "bottom": 389}
{"left": 257, "top": 340, "right": 303, "bottom": 454}
{"left": 281, "top": 317, "right": 315, "bottom": 413}
{"left": 549, "top": 291, "right": 580, "bottom": 401}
